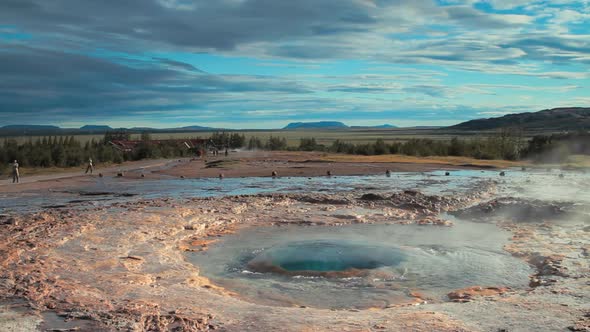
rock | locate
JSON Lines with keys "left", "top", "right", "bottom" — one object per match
{"left": 452, "top": 197, "right": 575, "bottom": 223}
{"left": 121, "top": 255, "right": 143, "bottom": 261}
{"left": 568, "top": 312, "right": 590, "bottom": 331}
{"left": 359, "top": 193, "right": 386, "bottom": 201}
{"left": 294, "top": 194, "right": 351, "bottom": 205}
{"left": 528, "top": 253, "right": 567, "bottom": 279}
{"left": 117, "top": 172, "right": 124, "bottom": 177}
{"left": 447, "top": 286, "right": 510, "bottom": 302}
{"left": 0, "top": 217, "right": 17, "bottom": 226}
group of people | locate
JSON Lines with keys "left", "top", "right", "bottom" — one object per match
{"left": 9, "top": 158, "right": 95, "bottom": 184}
{"left": 210, "top": 148, "right": 230, "bottom": 157}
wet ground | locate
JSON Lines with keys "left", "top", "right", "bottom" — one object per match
{"left": 0, "top": 167, "right": 588, "bottom": 331}
{"left": 4, "top": 167, "right": 584, "bottom": 213}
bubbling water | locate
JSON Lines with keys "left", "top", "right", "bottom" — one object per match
{"left": 246, "top": 240, "right": 406, "bottom": 277}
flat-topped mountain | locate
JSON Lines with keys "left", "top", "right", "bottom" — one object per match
{"left": 449, "top": 107, "right": 590, "bottom": 131}
{"left": 283, "top": 121, "right": 349, "bottom": 130}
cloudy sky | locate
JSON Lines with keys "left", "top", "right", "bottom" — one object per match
{"left": 1, "top": 0, "right": 589, "bottom": 128}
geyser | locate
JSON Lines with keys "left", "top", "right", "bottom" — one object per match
{"left": 189, "top": 222, "right": 534, "bottom": 309}
{"left": 246, "top": 240, "right": 405, "bottom": 277}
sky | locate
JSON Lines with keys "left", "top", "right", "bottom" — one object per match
{"left": 0, "top": 0, "right": 589, "bottom": 129}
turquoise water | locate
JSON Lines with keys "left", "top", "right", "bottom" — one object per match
{"left": 247, "top": 240, "right": 406, "bottom": 274}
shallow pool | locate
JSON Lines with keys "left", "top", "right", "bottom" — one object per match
{"left": 187, "top": 217, "right": 533, "bottom": 309}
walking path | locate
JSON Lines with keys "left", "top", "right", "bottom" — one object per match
{"left": 0, "top": 159, "right": 181, "bottom": 186}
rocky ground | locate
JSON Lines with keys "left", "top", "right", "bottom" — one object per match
{"left": 0, "top": 177, "right": 588, "bottom": 331}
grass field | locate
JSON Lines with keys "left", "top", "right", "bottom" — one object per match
{"left": 2, "top": 128, "right": 523, "bottom": 147}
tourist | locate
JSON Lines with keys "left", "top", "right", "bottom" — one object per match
{"left": 12, "top": 160, "right": 19, "bottom": 183}
{"left": 85, "top": 158, "right": 94, "bottom": 174}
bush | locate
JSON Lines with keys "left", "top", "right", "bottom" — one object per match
{"left": 266, "top": 136, "right": 288, "bottom": 150}
{"left": 247, "top": 137, "right": 263, "bottom": 150}
{"left": 299, "top": 138, "right": 321, "bottom": 151}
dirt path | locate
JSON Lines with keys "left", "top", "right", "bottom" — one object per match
{"left": 0, "top": 159, "right": 184, "bottom": 192}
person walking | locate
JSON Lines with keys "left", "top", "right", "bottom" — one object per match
{"left": 85, "top": 158, "right": 94, "bottom": 174}
{"left": 12, "top": 160, "right": 19, "bottom": 183}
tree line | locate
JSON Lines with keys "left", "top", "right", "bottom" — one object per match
{"left": 0, "top": 131, "right": 249, "bottom": 175}
{"left": 2, "top": 130, "right": 588, "bottom": 175}
{"left": 297, "top": 134, "right": 525, "bottom": 160}
{"left": 297, "top": 131, "right": 589, "bottom": 161}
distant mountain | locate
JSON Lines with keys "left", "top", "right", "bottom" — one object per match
{"left": 283, "top": 121, "right": 349, "bottom": 130}
{"left": 129, "top": 127, "right": 156, "bottom": 131}
{"left": 449, "top": 107, "right": 590, "bottom": 131}
{"left": 0, "top": 125, "right": 62, "bottom": 135}
{"left": 350, "top": 124, "right": 397, "bottom": 129}
{"left": 0, "top": 124, "right": 220, "bottom": 136}
{"left": 174, "top": 125, "right": 216, "bottom": 131}
{"left": 80, "top": 125, "right": 112, "bottom": 131}
{"left": 2, "top": 124, "right": 60, "bottom": 130}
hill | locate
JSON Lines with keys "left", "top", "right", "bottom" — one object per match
{"left": 2, "top": 124, "right": 60, "bottom": 130}
{"left": 0, "top": 125, "right": 62, "bottom": 135}
{"left": 0, "top": 124, "right": 217, "bottom": 136}
{"left": 80, "top": 125, "right": 113, "bottom": 131}
{"left": 174, "top": 125, "right": 216, "bottom": 131}
{"left": 350, "top": 124, "right": 397, "bottom": 129}
{"left": 449, "top": 107, "right": 590, "bottom": 131}
{"left": 283, "top": 121, "right": 349, "bottom": 130}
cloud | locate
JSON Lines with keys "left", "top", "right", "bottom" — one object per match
{"left": 484, "top": 0, "right": 533, "bottom": 10}
{"left": 1, "top": 1, "right": 587, "bottom": 70}
{"left": 0, "top": 46, "right": 312, "bottom": 124}
{"left": 0, "top": 0, "right": 588, "bottom": 127}
{"left": 403, "top": 85, "right": 450, "bottom": 98}
{"left": 445, "top": 6, "right": 533, "bottom": 28}
{"left": 152, "top": 57, "right": 206, "bottom": 72}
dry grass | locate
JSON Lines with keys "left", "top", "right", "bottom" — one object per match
{"left": 562, "top": 155, "right": 590, "bottom": 168}
{"left": 3, "top": 128, "right": 504, "bottom": 147}
{"left": 316, "top": 154, "right": 527, "bottom": 168}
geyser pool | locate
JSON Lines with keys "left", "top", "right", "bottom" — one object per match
{"left": 246, "top": 240, "right": 406, "bottom": 277}
{"left": 188, "top": 220, "right": 534, "bottom": 309}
